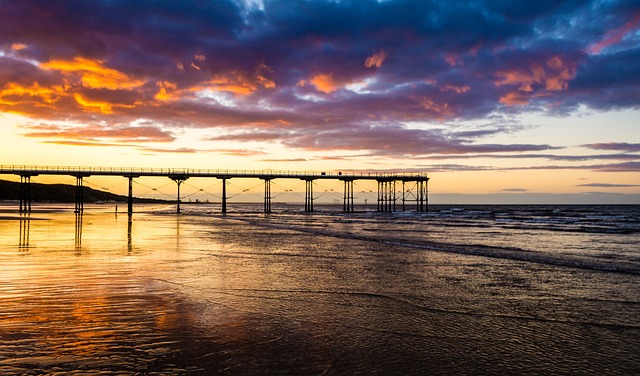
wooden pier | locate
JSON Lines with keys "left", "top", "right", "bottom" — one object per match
{"left": 0, "top": 166, "right": 429, "bottom": 215}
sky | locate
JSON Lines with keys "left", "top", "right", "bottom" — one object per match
{"left": 1, "top": 0, "right": 639, "bottom": 204}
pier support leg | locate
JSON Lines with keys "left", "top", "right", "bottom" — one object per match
{"left": 304, "top": 179, "right": 314, "bottom": 212}
{"left": 169, "top": 175, "right": 188, "bottom": 214}
{"left": 221, "top": 178, "right": 227, "bottom": 213}
{"left": 392, "top": 180, "right": 396, "bottom": 212}
{"left": 377, "top": 180, "right": 395, "bottom": 212}
{"left": 127, "top": 176, "right": 134, "bottom": 215}
{"left": 74, "top": 176, "right": 84, "bottom": 214}
{"left": 19, "top": 175, "right": 32, "bottom": 213}
{"left": 343, "top": 180, "right": 354, "bottom": 212}
{"left": 416, "top": 179, "right": 429, "bottom": 212}
{"left": 263, "top": 178, "right": 272, "bottom": 213}
{"left": 423, "top": 179, "right": 429, "bottom": 212}
{"left": 377, "top": 180, "right": 384, "bottom": 211}
{"left": 402, "top": 181, "right": 406, "bottom": 211}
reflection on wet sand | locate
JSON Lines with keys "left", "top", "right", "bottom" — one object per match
{"left": 0, "top": 206, "right": 639, "bottom": 374}
{"left": 75, "top": 213, "right": 82, "bottom": 251}
{"left": 127, "top": 215, "right": 132, "bottom": 254}
{"left": 19, "top": 214, "right": 29, "bottom": 250}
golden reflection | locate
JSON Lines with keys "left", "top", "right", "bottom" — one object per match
{"left": 127, "top": 215, "right": 133, "bottom": 254}
{"left": 75, "top": 212, "right": 83, "bottom": 252}
{"left": 19, "top": 213, "right": 30, "bottom": 250}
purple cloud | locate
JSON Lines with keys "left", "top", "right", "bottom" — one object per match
{"left": 583, "top": 143, "right": 640, "bottom": 152}
{"left": 0, "top": 0, "right": 638, "bottom": 159}
{"left": 578, "top": 183, "right": 639, "bottom": 188}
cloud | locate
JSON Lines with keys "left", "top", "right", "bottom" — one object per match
{"left": 0, "top": 0, "right": 638, "bottom": 159}
{"left": 140, "top": 147, "right": 199, "bottom": 154}
{"left": 587, "top": 14, "right": 640, "bottom": 54}
{"left": 41, "top": 140, "right": 137, "bottom": 147}
{"left": 209, "top": 124, "right": 558, "bottom": 156}
{"left": 422, "top": 152, "right": 640, "bottom": 162}
{"left": 583, "top": 143, "right": 640, "bottom": 152}
{"left": 364, "top": 49, "right": 386, "bottom": 68}
{"left": 22, "top": 124, "right": 175, "bottom": 143}
{"left": 41, "top": 57, "right": 145, "bottom": 90}
{"left": 577, "top": 183, "right": 639, "bottom": 188}
{"left": 308, "top": 73, "right": 340, "bottom": 93}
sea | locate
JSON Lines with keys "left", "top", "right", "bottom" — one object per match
{"left": 0, "top": 203, "right": 639, "bottom": 375}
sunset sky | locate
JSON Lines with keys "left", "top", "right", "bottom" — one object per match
{"left": 1, "top": 0, "right": 639, "bottom": 203}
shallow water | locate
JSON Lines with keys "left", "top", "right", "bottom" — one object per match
{"left": 1, "top": 204, "right": 639, "bottom": 374}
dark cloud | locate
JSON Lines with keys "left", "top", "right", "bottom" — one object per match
{"left": 415, "top": 161, "right": 640, "bottom": 173}
{"left": 422, "top": 152, "right": 640, "bottom": 161}
{"left": 577, "top": 183, "right": 639, "bottom": 188}
{"left": 0, "top": 0, "right": 638, "bottom": 158}
{"left": 208, "top": 124, "right": 557, "bottom": 156}
{"left": 583, "top": 143, "right": 640, "bottom": 152}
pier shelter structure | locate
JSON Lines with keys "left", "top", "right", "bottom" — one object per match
{"left": 1, "top": 166, "right": 429, "bottom": 215}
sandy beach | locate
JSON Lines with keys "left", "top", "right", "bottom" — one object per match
{"left": 1, "top": 205, "right": 639, "bottom": 374}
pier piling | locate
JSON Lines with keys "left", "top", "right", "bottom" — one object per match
{"left": 169, "top": 175, "right": 188, "bottom": 214}
{"left": 262, "top": 178, "right": 272, "bottom": 213}
{"left": 304, "top": 179, "right": 314, "bottom": 212}
{"left": 221, "top": 177, "right": 228, "bottom": 213}
{"left": 19, "top": 175, "right": 33, "bottom": 213}
{"left": 74, "top": 176, "right": 84, "bottom": 213}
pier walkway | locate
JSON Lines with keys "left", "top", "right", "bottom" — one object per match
{"left": 0, "top": 166, "right": 429, "bottom": 214}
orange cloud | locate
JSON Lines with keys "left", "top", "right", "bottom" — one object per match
{"left": 441, "top": 84, "right": 470, "bottom": 93}
{"left": 309, "top": 73, "right": 339, "bottom": 93}
{"left": 498, "top": 91, "right": 530, "bottom": 106}
{"left": 205, "top": 73, "right": 257, "bottom": 95}
{"left": 73, "top": 93, "right": 135, "bottom": 114}
{"left": 154, "top": 81, "right": 178, "bottom": 101}
{"left": 495, "top": 56, "right": 576, "bottom": 105}
{"left": 364, "top": 49, "right": 387, "bottom": 68}
{"left": 255, "top": 62, "right": 276, "bottom": 89}
{"left": 73, "top": 93, "right": 115, "bottom": 113}
{"left": 24, "top": 124, "right": 174, "bottom": 143}
{"left": 0, "top": 82, "right": 65, "bottom": 107}
{"left": 200, "top": 65, "right": 276, "bottom": 96}
{"left": 40, "top": 57, "right": 145, "bottom": 90}
{"left": 11, "top": 43, "right": 27, "bottom": 51}
{"left": 421, "top": 98, "right": 453, "bottom": 117}
{"left": 587, "top": 14, "right": 640, "bottom": 54}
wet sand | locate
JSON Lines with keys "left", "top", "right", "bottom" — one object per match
{"left": 1, "top": 208, "right": 639, "bottom": 374}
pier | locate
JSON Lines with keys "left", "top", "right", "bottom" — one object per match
{"left": 1, "top": 166, "right": 429, "bottom": 215}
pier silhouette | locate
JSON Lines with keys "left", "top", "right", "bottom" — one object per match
{"left": 1, "top": 166, "right": 429, "bottom": 214}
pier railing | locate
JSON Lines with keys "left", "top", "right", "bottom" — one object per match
{"left": 0, "top": 165, "right": 427, "bottom": 180}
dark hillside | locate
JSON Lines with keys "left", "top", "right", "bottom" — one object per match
{"left": 0, "top": 179, "right": 166, "bottom": 203}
